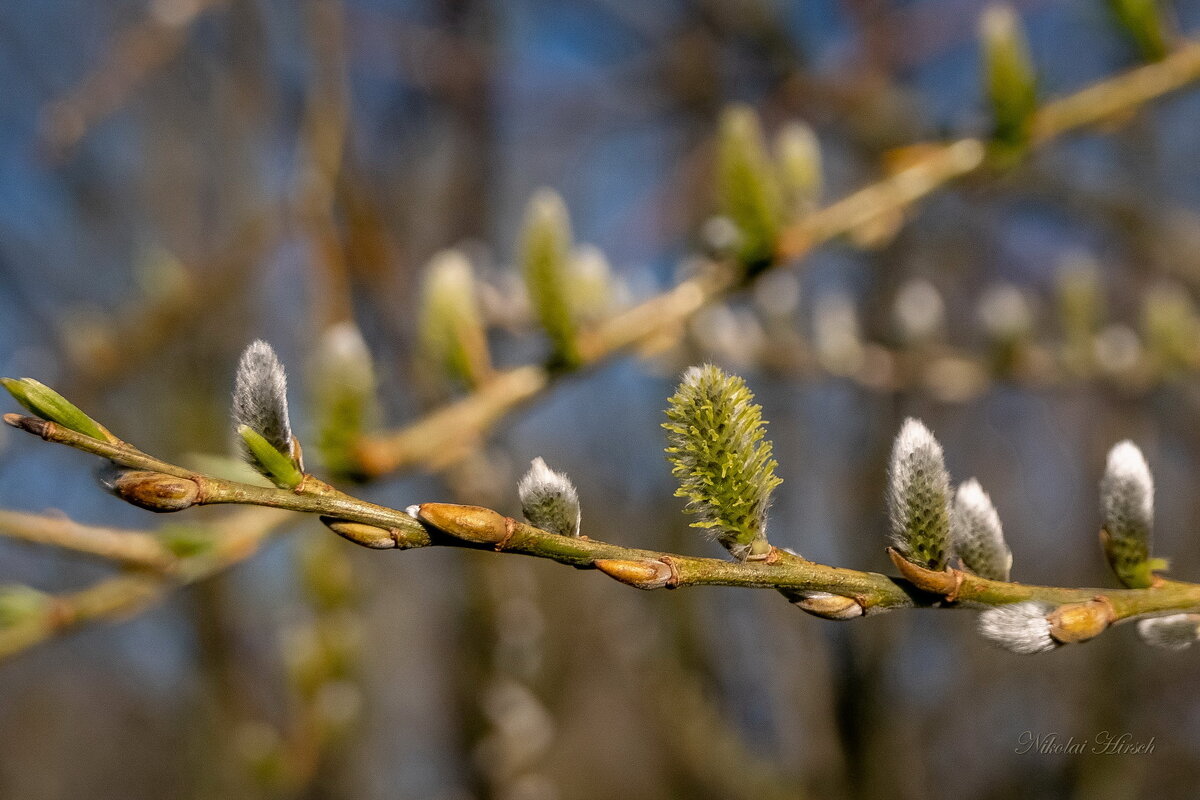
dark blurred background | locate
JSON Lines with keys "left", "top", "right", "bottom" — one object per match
{"left": 2, "top": 0, "right": 1200, "bottom": 798}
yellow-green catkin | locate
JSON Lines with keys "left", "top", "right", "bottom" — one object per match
{"left": 520, "top": 189, "right": 582, "bottom": 367}
{"left": 663, "top": 364, "right": 782, "bottom": 561}
{"left": 980, "top": 4, "right": 1037, "bottom": 150}
{"left": 717, "top": 104, "right": 783, "bottom": 270}
{"left": 418, "top": 249, "right": 493, "bottom": 388}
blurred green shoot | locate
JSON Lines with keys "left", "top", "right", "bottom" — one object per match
{"left": 717, "top": 104, "right": 783, "bottom": 271}
{"left": 1108, "top": 0, "right": 1170, "bottom": 61}
{"left": 418, "top": 249, "right": 493, "bottom": 389}
{"left": 521, "top": 189, "right": 583, "bottom": 368}
{"left": 980, "top": 4, "right": 1037, "bottom": 151}
{"left": 311, "top": 322, "right": 378, "bottom": 478}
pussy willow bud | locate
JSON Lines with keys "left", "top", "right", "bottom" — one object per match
{"left": 105, "top": 469, "right": 200, "bottom": 513}
{"left": 951, "top": 479, "right": 1012, "bottom": 580}
{"left": 893, "top": 278, "right": 946, "bottom": 344}
{"left": 232, "top": 340, "right": 303, "bottom": 486}
{"left": 518, "top": 457, "right": 581, "bottom": 537}
{"left": 1136, "top": 613, "right": 1200, "bottom": 650}
{"left": 977, "top": 601, "right": 1059, "bottom": 654}
{"left": 663, "top": 364, "right": 782, "bottom": 561}
{"left": 1, "top": 377, "right": 112, "bottom": 441}
{"left": 521, "top": 189, "right": 582, "bottom": 367}
{"left": 1108, "top": 0, "right": 1170, "bottom": 61}
{"left": 1100, "top": 440, "right": 1165, "bottom": 588}
{"left": 980, "top": 4, "right": 1037, "bottom": 148}
{"left": 418, "top": 249, "right": 492, "bottom": 388}
{"left": 887, "top": 418, "right": 951, "bottom": 571}
{"left": 717, "top": 104, "right": 783, "bottom": 269}
{"left": 310, "top": 322, "right": 377, "bottom": 478}
{"left": 774, "top": 121, "right": 822, "bottom": 217}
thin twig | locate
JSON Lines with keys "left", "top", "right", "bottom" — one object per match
{"left": 0, "top": 508, "right": 176, "bottom": 571}
{"left": 6, "top": 414, "right": 1199, "bottom": 654}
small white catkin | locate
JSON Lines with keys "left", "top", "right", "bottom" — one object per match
{"left": 1136, "top": 614, "right": 1200, "bottom": 651}
{"left": 1101, "top": 440, "right": 1154, "bottom": 534}
{"left": 233, "top": 340, "right": 293, "bottom": 455}
{"left": 886, "top": 418, "right": 951, "bottom": 570}
{"left": 518, "top": 457, "right": 581, "bottom": 538}
{"left": 977, "top": 602, "right": 1059, "bottom": 655}
{"left": 951, "top": 479, "right": 1012, "bottom": 581}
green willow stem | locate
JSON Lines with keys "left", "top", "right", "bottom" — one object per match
{"left": 9, "top": 413, "right": 1200, "bottom": 632}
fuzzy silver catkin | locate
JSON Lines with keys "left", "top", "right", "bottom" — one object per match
{"left": 518, "top": 457, "right": 581, "bottom": 538}
{"left": 1136, "top": 614, "right": 1200, "bottom": 651}
{"left": 887, "top": 418, "right": 951, "bottom": 570}
{"left": 951, "top": 478, "right": 1012, "bottom": 580}
{"left": 1100, "top": 440, "right": 1155, "bottom": 586}
{"left": 233, "top": 340, "right": 294, "bottom": 460}
{"left": 977, "top": 602, "right": 1058, "bottom": 654}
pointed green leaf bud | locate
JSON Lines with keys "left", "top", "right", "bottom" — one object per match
{"left": 311, "top": 322, "right": 378, "bottom": 477}
{"left": 774, "top": 120, "right": 822, "bottom": 218}
{"left": 978, "top": 602, "right": 1059, "bottom": 654}
{"left": 518, "top": 457, "right": 581, "bottom": 537}
{"left": 1136, "top": 613, "right": 1200, "bottom": 650}
{"left": 1108, "top": 0, "right": 1170, "bottom": 62}
{"left": 951, "top": 479, "right": 1012, "bottom": 581}
{"left": 232, "top": 340, "right": 303, "bottom": 485}
{"left": 887, "top": 418, "right": 951, "bottom": 571}
{"left": 418, "top": 249, "right": 493, "bottom": 388}
{"left": 663, "top": 364, "right": 782, "bottom": 561}
{"left": 980, "top": 4, "right": 1037, "bottom": 149}
{"left": 520, "top": 189, "right": 582, "bottom": 368}
{"left": 717, "top": 104, "right": 783, "bottom": 269}
{"left": 1, "top": 377, "right": 112, "bottom": 441}
{"left": 1100, "top": 440, "right": 1166, "bottom": 588}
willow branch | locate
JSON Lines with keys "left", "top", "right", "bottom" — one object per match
{"left": 8, "top": 413, "right": 1200, "bottom": 652}
{"left": 351, "top": 39, "right": 1200, "bottom": 479}
{"left": 0, "top": 508, "right": 176, "bottom": 571}
{"left": 0, "top": 504, "right": 291, "bottom": 660}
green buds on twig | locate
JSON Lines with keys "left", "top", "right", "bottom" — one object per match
{"left": 980, "top": 4, "right": 1037, "bottom": 149}
{"left": 518, "top": 457, "right": 581, "bottom": 537}
{"left": 977, "top": 601, "right": 1058, "bottom": 654}
{"left": 1, "top": 377, "right": 113, "bottom": 442}
{"left": 663, "top": 364, "right": 782, "bottom": 561}
{"left": 310, "top": 322, "right": 378, "bottom": 478}
{"left": 774, "top": 121, "right": 823, "bottom": 218}
{"left": 521, "top": 189, "right": 582, "bottom": 368}
{"left": 887, "top": 418, "right": 951, "bottom": 571}
{"left": 419, "top": 249, "right": 493, "bottom": 388}
{"left": 1100, "top": 440, "right": 1166, "bottom": 588}
{"left": 1108, "top": 0, "right": 1170, "bottom": 61}
{"left": 233, "top": 340, "right": 303, "bottom": 488}
{"left": 717, "top": 104, "right": 783, "bottom": 270}
{"left": 951, "top": 479, "right": 1012, "bottom": 581}
{"left": 1136, "top": 613, "right": 1200, "bottom": 650}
